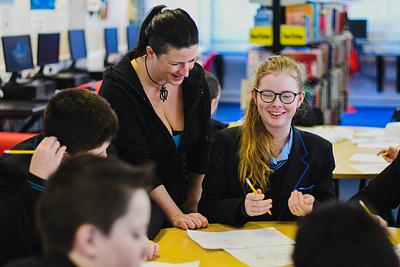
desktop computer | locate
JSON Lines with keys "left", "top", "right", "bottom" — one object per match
{"left": 53, "top": 71, "right": 91, "bottom": 88}
{"left": 2, "top": 80, "right": 56, "bottom": 101}
{"left": 52, "top": 29, "right": 91, "bottom": 88}
{"left": 1, "top": 35, "right": 56, "bottom": 101}
{"left": 104, "top": 27, "right": 121, "bottom": 66}
{"left": 35, "top": 32, "right": 59, "bottom": 78}
{"left": 127, "top": 25, "right": 139, "bottom": 51}
{"left": 348, "top": 19, "right": 367, "bottom": 40}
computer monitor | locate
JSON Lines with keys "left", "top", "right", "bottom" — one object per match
{"left": 127, "top": 25, "right": 139, "bottom": 51}
{"left": 348, "top": 19, "right": 367, "bottom": 39}
{"left": 68, "top": 29, "right": 87, "bottom": 60}
{"left": 37, "top": 33, "right": 60, "bottom": 66}
{"left": 105, "top": 27, "right": 119, "bottom": 56}
{"left": 1, "top": 35, "right": 34, "bottom": 83}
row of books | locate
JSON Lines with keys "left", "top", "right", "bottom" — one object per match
{"left": 278, "top": 32, "right": 352, "bottom": 79}
{"left": 305, "top": 65, "right": 348, "bottom": 125}
{"left": 253, "top": 3, "right": 347, "bottom": 43}
{"left": 306, "top": 66, "right": 348, "bottom": 108}
{"left": 285, "top": 3, "right": 347, "bottom": 41}
{"left": 254, "top": 6, "right": 273, "bottom": 26}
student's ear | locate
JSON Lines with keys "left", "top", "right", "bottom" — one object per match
{"left": 72, "top": 224, "right": 101, "bottom": 258}
{"left": 145, "top": 46, "right": 155, "bottom": 59}
{"left": 296, "top": 90, "right": 306, "bottom": 108}
{"left": 251, "top": 89, "right": 258, "bottom": 104}
{"left": 211, "top": 97, "right": 219, "bottom": 115}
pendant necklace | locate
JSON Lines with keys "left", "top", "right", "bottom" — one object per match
{"left": 144, "top": 55, "right": 168, "bottom": 102}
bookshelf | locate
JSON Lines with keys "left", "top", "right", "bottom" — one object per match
{"left": 246, "top": 0, "right": 352, "bottom": 125}
{"left": 250, "top": 0, "right": 310, "bottom": 6}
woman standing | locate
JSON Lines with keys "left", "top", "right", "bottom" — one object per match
{"left": 100, "top": 5, "right": 209, "bottom": 238}
{"left": 199, "top": 56, "right": 335, "bottom": 226}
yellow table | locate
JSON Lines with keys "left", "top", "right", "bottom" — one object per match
{"left": 153, "top": 222, "right": 295, "bottom": 267}
{"left": 299, "top": 125, "right": 390, "bottom": 196}
{"left": 298, "top": 125, "right": 389, "bottom": 180}
{"left": 153, "top": 222, "right": 400, "bottom": 267}
{"left": 331, "top": 126, "right": 387, "bottom": 180}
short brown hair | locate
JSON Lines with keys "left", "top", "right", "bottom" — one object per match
{"left": 294, "top": 203, "right": 399, "bottom": 267}
{"left": 44, "top": 88, "right": 119, "bottom": 155}
{"left": 38, "top": 155, "right": 153, "bottom": 253}
{"left": 205, "top": 71, "right": 221, "bottom": 99}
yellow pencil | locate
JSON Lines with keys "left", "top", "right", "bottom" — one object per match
{"left": 246, "top": 178, "right": 272, "bottom": 215}
{"left": 3, "top": 150, "right": 35, "bottom": 154}
{"left": 358, "top": 200, "right": 374, "bottom": 216}
{"left": 378, "top": 145, "right": 400, "bottom": 156}
{"left": 359, "top": 200, "right": 397, "bottom": 245}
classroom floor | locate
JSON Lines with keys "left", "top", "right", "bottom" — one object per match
{"left": 348, "top": 57, "right": 400, "bottom": 108}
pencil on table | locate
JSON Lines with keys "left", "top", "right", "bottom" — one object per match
{"left": 377, "top": 145, "right": 400, "bottom": 156}
{"left": 358, "top": 200, "right": 374, "bottom": 217}
{"left": 359, "top": 200, "right": 397, "bottom": 245}
{"left": 3, "top": 150, "right": 35, "bottom": 154}
{"left": 378, "top": 151, "right": 390, "bottom": 156}
{"left": 246, "top": 178, "right": 272, "bottom": 215}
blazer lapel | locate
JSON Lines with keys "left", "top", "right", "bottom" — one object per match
{"left": 277, "top": 128, "right": 309, "bottom": 218}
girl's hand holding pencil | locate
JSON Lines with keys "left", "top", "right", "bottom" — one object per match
{"left": 245, "top": 179, "right": 273, "bottom": 217}
{"left": 377, "top": 145, "right": 400, "bottom": 163}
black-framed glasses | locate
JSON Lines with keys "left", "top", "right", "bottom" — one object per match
{"left": 253, "top": 88, "right": 303, "bottom": 104}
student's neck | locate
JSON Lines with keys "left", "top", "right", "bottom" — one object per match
{"left": 68, "top": 251, "right": 95, "bottom": 267}
{"left": 268, "top": 126, "right": 291, "bottom": 152}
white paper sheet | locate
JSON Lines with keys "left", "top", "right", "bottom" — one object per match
{"left": 350, "top": 153, "right": 387, "bottom": 164}
{"left": 225, "top": 245, "right": 294, "bottom": 267}
{"left": 351, "top": 138, "right": 372, "bottom": 144}
{"left": 141, "top": 261, "right": 200, "bottom": 267}
{"left": 357, "top": 142, "right": 398, "bottom": 149}
{"left": 300, "top": 127, "right": 353, "bottom": 144}
{"left": 353, "top": 129, "right": 384, "bottom": 138}
{"left": 187, "top": 228, "right": 294, "bottom": 250}
{"left": 350, "top": 164, "right": 388, "bottom": 174}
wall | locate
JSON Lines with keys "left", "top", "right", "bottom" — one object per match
{"left": 347, "top": 0, "right": 400, "bottom": 41}
{"left": 0, "top": 0, "right": 71, "bottom": 76}
{"left": 0, "top": 0, "right": 245, "bottom": 101}
{"left": 0, "top": 0, "right": 131, "bottom": 79}
{"left": 84, "top": 0, "right": 130, "bottom": 70}
{"left": 143, "top": 0, "right": 211, "bottom": 51}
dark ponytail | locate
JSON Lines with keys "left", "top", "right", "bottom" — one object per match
{"left": 133, "top": 5, "right": 165, "bottom": 57}
{"left": 133, "top": 5, "right": 199, "bottom": 58}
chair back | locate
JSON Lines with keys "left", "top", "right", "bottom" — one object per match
{"left": 0, "top": 132, "right": 36, "bottom": 156}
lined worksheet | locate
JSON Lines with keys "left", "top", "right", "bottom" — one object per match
{"left": 187, "top": 227, "right": 294, "bottom": 249}
{"left": 225, "top": 245, "right": 294, "bottom": 267}
{"left": 350, "top": 164, "right": 388, "bottom": 174}
{"left": 350, "top": 153, "right": 388, "bottom": 164}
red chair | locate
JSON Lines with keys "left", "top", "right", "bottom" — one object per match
{"left": 348, "top": 46, "right": 360, "bottom": 73}
{"left": 0, "top": 132, "right": 36, "bottom": 156}
{"left": 78, "top": 80, "right": 103, "bottom": 94}
{"left": 202, "top": 51, "right": 218, "bottom": 71}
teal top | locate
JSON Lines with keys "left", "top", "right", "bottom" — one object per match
{"left": 172, "top": 130, "right": 183, "bottom": 148}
